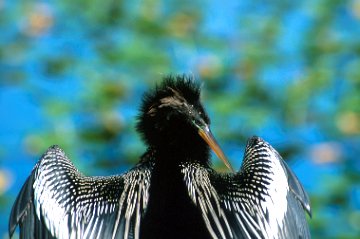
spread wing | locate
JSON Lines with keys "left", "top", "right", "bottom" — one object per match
{"left": 9, "top": 145, "right": 153, "bottom": 239}
{"left": 182, "top": 136, "right": 311, "bottom": 239}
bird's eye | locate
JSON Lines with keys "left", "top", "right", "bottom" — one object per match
{"left": 192, "top": 118, "right": 202, "bottom": 127}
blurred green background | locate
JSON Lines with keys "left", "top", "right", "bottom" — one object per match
{"left": 1, "top": 0, "right": 359, "bottom": 238}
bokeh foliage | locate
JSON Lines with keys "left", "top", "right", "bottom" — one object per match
{"left": 1, "top": 0, "right": 359, "bottom": 238}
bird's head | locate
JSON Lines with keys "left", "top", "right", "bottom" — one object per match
{"left": 137, "top": 75, "right": 233, "bottom": 170}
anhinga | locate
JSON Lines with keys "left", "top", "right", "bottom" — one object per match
{"left": 9, "top": 75, "right": 311, "bottom": 239}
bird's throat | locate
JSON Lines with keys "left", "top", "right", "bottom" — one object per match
{"left": 152, "top": 142, "right": 211, "bottom": 168}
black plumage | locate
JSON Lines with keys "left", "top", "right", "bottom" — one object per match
{"left": 9, "top": 75, "right": 311, "bottom": 239}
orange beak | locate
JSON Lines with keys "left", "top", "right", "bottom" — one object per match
{"left": 198, "top": 126, "right": 234, "bottom": 172}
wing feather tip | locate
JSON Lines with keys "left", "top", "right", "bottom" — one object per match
{"left": 46, "top": 145, "right": 64, "bottom": 153}
{"left": 246, "top": 136, "right": 263, "bottom": 147}
{"left": 304, "top": 203, "right": 312, "bottom": 218}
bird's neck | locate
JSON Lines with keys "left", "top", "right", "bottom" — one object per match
{"left": 141, "top": 145, "right": 212, "bottom": 239}
{"left": 150, "top": 143, "right": 211, "bottom": 168}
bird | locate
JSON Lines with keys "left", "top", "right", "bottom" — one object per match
{"left": 9, "top": 75, "right": 311, "bottom": 239}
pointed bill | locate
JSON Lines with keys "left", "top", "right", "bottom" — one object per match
{"left": 198, "top": 126, "right": 234, "bottom": 172}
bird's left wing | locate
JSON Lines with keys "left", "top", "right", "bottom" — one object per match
{"left": 181, "top": 136, "right": 311, "bottom": 239}
{"left": 9, "top": 145, "right": 153, "bottom": 239}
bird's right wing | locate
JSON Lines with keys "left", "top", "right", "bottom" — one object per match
{"left": 9, "top": 145, "right": 153, "bottom": 239}
{"left": 182, "top": 136, "right": 311, "bottom": 239}
{"left": 214, "top": 136, "right": 311, "bottom": 239}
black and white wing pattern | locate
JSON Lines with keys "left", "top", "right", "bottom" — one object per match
{"left": 9, "top": 145, "right": 153, "bottom": 239}
{"left": 182, "top": 136, "right": 311, "bottom": 239}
